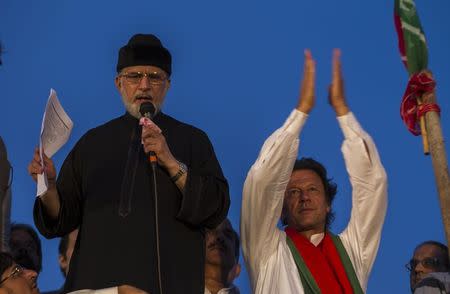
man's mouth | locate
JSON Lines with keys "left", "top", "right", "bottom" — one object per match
{"left": 208, "top": 243, "right": 226, "bottom": 252}
{"left": 135, "top": 95, "right": 152, "bottom": 102}
{"left": 413, "top": 275, "right": 423, "bottom": 285}
{"left": 299, "top": 207, "right": 314, "bottom": 213}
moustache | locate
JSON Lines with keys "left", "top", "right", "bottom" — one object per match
{"left": 207, "top": 241, "right": 226, "bottom": 251}
{"left": 134, "top": 94, "right": 153, "bottom": 101}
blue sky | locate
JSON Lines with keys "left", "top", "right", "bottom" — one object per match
{"left": 1, "top": 1, "right": 449, "bottom": 293}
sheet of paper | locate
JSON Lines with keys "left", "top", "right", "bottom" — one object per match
{"left": 37, "top": 89, "right": 73, "bottom": 197}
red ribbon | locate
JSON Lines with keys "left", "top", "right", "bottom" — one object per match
{"left": 400, "top": 72, "right": 437, "bottom": 136}
{"left": 417, "top": 103, "right": 441, "bottom": 118}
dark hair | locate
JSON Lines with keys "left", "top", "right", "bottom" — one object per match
{"left": 282, "top": 157, "right": 337, "bottom": 229}
{"left": 0, "top": 252, "right": 14, "bottom": 278}
{"left": 232, "top": 228, "right": 240, "bottom": 261}
{"left": 9, "top": 223, "right": 42, "bottom": 273}
{"left": 415, "top": 241, "right": 449, "bottom": 271}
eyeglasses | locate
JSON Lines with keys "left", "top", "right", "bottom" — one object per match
{"left": 119, "top": 71, "right": 167, "bottom": 85}
{"left": 0, "top": 265, "right": 24, "bottom": 285}
{"left": 285, "top": 187, "right": 322, "bottom": 198}
{"left": 405, "top": 257, "right": 440, "bottom": 272}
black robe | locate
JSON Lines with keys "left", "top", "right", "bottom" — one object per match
{"left": 34, "top": 112, "right": 230, "bottom": 294}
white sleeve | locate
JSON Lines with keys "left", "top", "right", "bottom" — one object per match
{"left": 337, "top": 112, "right": 388, "bottom": 291}
{"left": 240, "top": 109, "right": 307, "bottom": 284}
{"left": 67, "top": 287, "right": 119, "bottom": 294}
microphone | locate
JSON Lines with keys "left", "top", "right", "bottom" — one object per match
{"left": 139, "top": 102, "right": 158, "bottom": 165}
{"left": 139, "top": 102, "right": 163, "bottom": 294}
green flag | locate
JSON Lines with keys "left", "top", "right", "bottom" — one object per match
{"left": 394, "top": 0, "right": 428, "bottom": 75}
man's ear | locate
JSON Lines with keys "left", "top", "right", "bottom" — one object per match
{"left": 114, "top": 76, "right": 122, "bottom": 91}
{"left": 162, "top": 79, "right": 171, "bottom": 97}
{"left": 227, "top": 263, "right": 241, "bottom": 284}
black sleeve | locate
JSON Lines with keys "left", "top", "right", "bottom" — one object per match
{"left": 33, "top": 137, "right": 85, "bottom": 239}
{"left": 176, "top": 129, "right": 230, "bottom": 229}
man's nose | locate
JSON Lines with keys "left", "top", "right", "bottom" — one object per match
{"left": 413, "top": 262, "right": 425, "bottom": 273}
{"left": 299, "top": 190, "right": 310, "bottom": 201}
{"left": 138, "top": 75, "right": 152, "bottom": 90}
{"left": 215, "top": 233, "right": 225, "bottom": 244}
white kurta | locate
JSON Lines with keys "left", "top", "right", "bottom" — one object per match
{"left": 240, "top": 110, "right": 387, "bottom": 294}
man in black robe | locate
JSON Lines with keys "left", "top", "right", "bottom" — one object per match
{"left": 28, "top": 34, "right": 230, "bottom": 294}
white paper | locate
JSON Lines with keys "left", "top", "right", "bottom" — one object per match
{"left": 37, "top": 89, "right": 73, "bottom": 197}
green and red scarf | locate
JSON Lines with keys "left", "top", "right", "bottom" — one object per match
{"left": 285, "top": 227, "right": 364, "bottom": 294}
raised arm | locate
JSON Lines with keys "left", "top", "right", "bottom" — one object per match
{"left": 330, "top": 49, "right": 388, "bottom": 291}
{"left": 241, "top": 50, "right": 315, "bottom": 282}
{"left": 328, "top": 49, "right": 350, "bottom": 117}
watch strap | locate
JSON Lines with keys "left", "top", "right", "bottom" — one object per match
{"left": 171, "top": 161, "right": 188, "bottom": 182}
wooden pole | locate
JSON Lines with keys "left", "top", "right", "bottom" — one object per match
{"left": 422, "top": 91, "right": 450, "bottom": 260}
{"left": 417, "top": 98, "right": 430, "bottom": 155}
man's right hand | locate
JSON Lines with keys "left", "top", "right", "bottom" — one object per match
{"left": 27, "top": 147, "right": 60, "bottom": 219}
{"left": 27, "top": 147, "right": 56, "bottom": 185}
{"left": 296, "top": 49, "right": 316, "bottom": 114}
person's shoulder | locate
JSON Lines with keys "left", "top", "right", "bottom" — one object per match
{"left": 69, "top": 114, "right": 130, "bottom": 151}
{"left": 88, "top": 114, "right": 128, "bottom": 132}
{"left": 159, "top": 112, "right": 208, "bottom": 137}
{"left": 82, "top": 114, "right": 130, "bottom": 138}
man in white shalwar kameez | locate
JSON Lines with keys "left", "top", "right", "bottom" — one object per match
{"left": 241, "top": 49, "right": 387, "bottom": 294}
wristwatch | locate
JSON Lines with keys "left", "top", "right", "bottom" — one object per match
{"left": 171, "top": 161, "right": 188, "bottom": 182}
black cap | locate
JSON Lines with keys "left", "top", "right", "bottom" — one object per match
{"left": 116, "top": 34, "right": 171, "bottom": 76}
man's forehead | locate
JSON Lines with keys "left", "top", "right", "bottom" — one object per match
{"left": 414, "top": 244, "right": 441, "bottom": 258}
{"left": 208, "top": 219, "right": 233, "bottom": 235}
{"left": 289, "top": 169, "right": 322, "bottom": 185}
{"left": 121, "top": 65, "right": 166, "bottom": 73}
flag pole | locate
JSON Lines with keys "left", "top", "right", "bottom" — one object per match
{"left": 394, "top": 0, "right": 450, "bottom": 254}
{"left": 417, "top": 98, "right": 429, "bottom": 154}
{"left": 422, "top": 90, "right": 450, "bottom": 259}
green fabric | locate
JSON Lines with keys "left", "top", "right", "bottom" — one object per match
{"left": 329, "top": 234, "right": 365, "bottom": 294}
{"left": 286, "top": 233, "right": 365, "bottom": 294}
{"left": 394, "top": 0, "right": 428, "bottom": 74}
{"left": 286, "top": 236, "right": 321, "bottom": 294}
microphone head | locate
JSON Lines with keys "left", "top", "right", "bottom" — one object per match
{"left": 139, "top": 102, "right": 156, "bottom": 118}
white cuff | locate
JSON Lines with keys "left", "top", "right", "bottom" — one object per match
{"left": 67, "top": 287, "right": 118, "bottom": 294}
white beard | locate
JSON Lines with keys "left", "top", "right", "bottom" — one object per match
{"left": 119, "top": 88, "right": 163, "bottom": 119}
{"left": 121, "top": 95, "right": 141, "bottom": 119}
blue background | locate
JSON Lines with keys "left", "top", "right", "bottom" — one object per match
{"left": 1, "top": 1, "right": 449, "bottom": 293}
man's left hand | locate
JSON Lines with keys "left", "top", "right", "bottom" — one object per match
{"left": 328, "top": 49, "right": 350, "bottom": 116}
{"left": 141, "top": 126, "right": 177, "bottom": 172}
